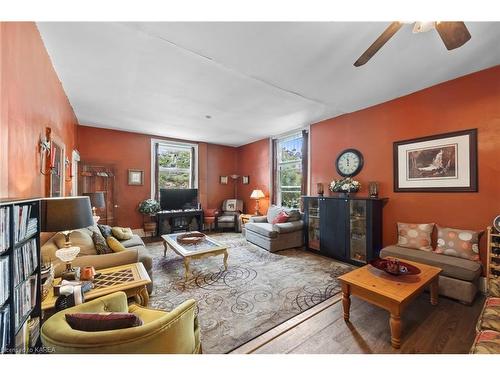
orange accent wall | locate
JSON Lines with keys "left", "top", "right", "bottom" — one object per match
{"left": 311, "top": 66, "right": 500, "bottom": 263}
{"left": 0, "top": 22, "right": 78, "bottom": 198}
{"left": 76, "top": 126, "right": 238, "bottom": 228}
{"left": 236, "top": 138, "right": 271, "bottom": 215}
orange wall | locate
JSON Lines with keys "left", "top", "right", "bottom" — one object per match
{"left": 311, "top": 66, "right": 500, "bottom": 262}
{"left": 0, "top": 22, "right": 78, "bottom": 198}
{"left": 77, "top": 126, "right": 238, "bottom": 228}
{"left": 236, "top": 138, "right": 271, "bottom": 214}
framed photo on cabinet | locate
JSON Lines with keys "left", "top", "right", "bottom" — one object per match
{"left": 393, "top": 129, "right": 477, "bottom": 192}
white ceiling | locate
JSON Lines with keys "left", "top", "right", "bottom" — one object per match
{"left": 37, "top": 22, "right": 500, "bottom": 147}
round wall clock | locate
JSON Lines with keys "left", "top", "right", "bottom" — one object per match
{"left": 494, "top": 215, "right": 500, "bottom": 232}
{"left": 335, "top": 148, "right": 364, "bottom": 177}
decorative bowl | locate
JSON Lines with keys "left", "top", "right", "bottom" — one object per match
{"left": 177, "top": 232, "right": 206, "bottom": 245}
{"left": 370, "top": 258, "right": 421, "bottom": 276}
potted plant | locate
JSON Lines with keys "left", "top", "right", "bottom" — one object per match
{"left": 138, "top": 198, "right": 161, "bottom": 235}
{"left": 329, "top": 177, "right": 361, "bottom": 197}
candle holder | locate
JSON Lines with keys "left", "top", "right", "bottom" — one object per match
{"left": 368, "top": 181, "right": 379, "bottom": 198}
{"left": 316, "top": 183, "right": 324, "bottom": 196}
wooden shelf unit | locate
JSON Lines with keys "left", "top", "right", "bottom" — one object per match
{"left": 486, "top": 226, "right": 500, "bottom": 291}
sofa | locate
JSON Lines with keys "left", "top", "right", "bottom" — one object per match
{"left": 41, "top": 225, "right": 154, "bottom": 294}
{"left": 380, "top": 245, "right": 481, "bottom": 304}
{"left": 470, "top": 277, "right": 500, "bottom": 353}
{"left": 245, "top": 205, "right": 303, "bottom": 252}
{"left": 41, "top": 291, "right": 201, "bottom": 354}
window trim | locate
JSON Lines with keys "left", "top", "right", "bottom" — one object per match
{"left": 150, "top": 139, "right": 198, "bottom": 199}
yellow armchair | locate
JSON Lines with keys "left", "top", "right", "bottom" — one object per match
{"left": 41, "top": 292, "right": 201, "bottom": 354}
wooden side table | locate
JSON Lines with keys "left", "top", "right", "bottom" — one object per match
{"left": 240, "top": 213, "right": 256, "bottom": 227}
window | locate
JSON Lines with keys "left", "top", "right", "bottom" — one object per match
{"left": 152, "top": 140, "right": 197, "bottom": 199}
{"left": 274, "top": 131, "right": 308, "bottom": 208}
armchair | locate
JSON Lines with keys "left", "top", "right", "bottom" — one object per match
{"left": 41, "top": 291, "right": 201, "bottom": 354}
{"left": 216, "top": 199, "right": 243, "bottom": 232}
{"left": 203, "top": 208, "right": 220, "bottom": 232}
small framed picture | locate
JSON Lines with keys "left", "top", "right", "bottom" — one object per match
{"left": 242, "top": 176, "right": 250, "bottom": 184}
{"left": 220, "top": 176, "right": 228, "bottom": 184}
{"left": 128, "top": 169, "right": 144, "bottom": 185}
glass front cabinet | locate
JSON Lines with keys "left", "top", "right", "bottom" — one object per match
{"left": 303, "top": 196, "right": 387, "bottom": 266}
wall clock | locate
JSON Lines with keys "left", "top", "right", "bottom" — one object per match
{"left": 335, "top": 149, "right": 364, "bottom": 177}
{"left": 494, "top": 215, "right": 500, "bottom": 232}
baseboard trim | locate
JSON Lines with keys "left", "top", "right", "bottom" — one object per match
{"left": 229, "top": 294, "right": 342, "bottom": 354}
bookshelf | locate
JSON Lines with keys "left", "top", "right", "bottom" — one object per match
{"left": 0, "top": 198, "right": 42, "bottom": 354}
{"left": 486, "top": 226, "right": 500, "bottom": 292}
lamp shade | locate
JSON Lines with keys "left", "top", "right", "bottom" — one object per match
{"left": 41, "top": 197, "right": 94, "bottom": 232}
{"left": 83, "top": 192, "right": 105, "bottom": 208}
{"left": 250, "top": 189, "right": 265, "bottom": 199}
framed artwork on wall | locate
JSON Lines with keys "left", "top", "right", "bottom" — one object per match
{"left": 220, "top": 176, "right": 228, "bottom": 184}
{"left": 242, "top": 176, "right": 250, "bottom": 184}
{"left": 393, "top": 129, "right": 477, "bottom": 192}
{"left": 128, "top": 169, "right": 144, "bottom": 185}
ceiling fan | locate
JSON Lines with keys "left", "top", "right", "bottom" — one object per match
{"left": 354, "top": 21, "right": 471, "bottom": 67}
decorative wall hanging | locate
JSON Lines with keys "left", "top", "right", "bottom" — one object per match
{"left": 128, "top": 169, "right": 144, "bottom": 185}
{"left": 39, "top": 127, "right": 53, "bottom": 175}
{"left": 393, "top": 129, "right": 477, "bottom": 192}
{"left": 242, "top": 176, "right": 250, "bottom": 184}
{"left": 220, "top": 176, "right": 228, "bottom": 184}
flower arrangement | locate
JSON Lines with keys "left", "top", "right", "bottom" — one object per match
{"left": 138, "top": 198, "right": 161, "bottom": 216}
{"left": 329, "top": 177, "right": 361, "bottom": 193}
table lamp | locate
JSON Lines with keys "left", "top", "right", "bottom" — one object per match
{"left": 250, "top": 189, "right": 265, "bottom": 215}
{"left": 83, "top": 192, "right": 105, "bottom": 223}
{"left": 41, "top": 197, "right": 94, "bottom": 280}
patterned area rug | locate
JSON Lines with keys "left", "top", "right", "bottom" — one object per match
{"left": 147, "top": 233, "right": 353, "bottom": 353}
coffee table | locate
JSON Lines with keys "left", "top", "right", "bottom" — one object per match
{"left": 42, "top": 262, "right": 151, "bottom": 312}
{"left": 337, "top": 258, "right": 441, "bottom": 349}
{"left": 162, "top": 232, "right": 228, "bottom": 280}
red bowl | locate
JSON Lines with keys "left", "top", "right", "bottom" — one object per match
{"left": 370, "top": 258, "right": 421, "bottom": 276}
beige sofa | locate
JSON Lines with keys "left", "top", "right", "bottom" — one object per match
{"left": 41, "top": 225, "right": 154, "bottom": 294}
{"left": 380, "top": 245, "right": 481, "bottom": 304}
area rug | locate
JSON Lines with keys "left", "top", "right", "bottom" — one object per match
{"left": 147, "top": 233, "right": 354, "bottom": 353}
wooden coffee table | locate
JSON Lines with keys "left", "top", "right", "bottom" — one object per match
{"left": 338, "top": 258, "right": 441, "bottom": 349}
{"left": 162, "top": 231, "right": 228, "bottom": 280}
{"left": 42, "top": 262, "right": 151, "bottom": 311}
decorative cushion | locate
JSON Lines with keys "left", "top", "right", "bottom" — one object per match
{"left": 65, "top": 312, "right": 142, "bottom": 332}
{"left": 397, "top": 223, "right": 434, "bottom": 251}
{"left": 106, "top": 236, "right": 127, "bottom": 253}
{"left": 476, "top": 297, "right": 500, "bottom": 332}
{"left": 92, "top": 231, "right": 112, "bottom": 255}
{"left": 98, "top": 224, "right": 113, "bottom": 238}
{"left": 54, "top": 230, "right": 96, "bottom": 256}
{"left": 470, "top": 330, "right": 500, "bottom": 354}
{"left": 272, "top": 211, "right": 289, "bottom": 224}
{"left": 267, "top": 205, "right": 284, "bottom": 224}
{"left": 285, "top": 209, "right": 301, "bottom": 222}
{"left": 111, "top": 227, "right": 134, "bottom": 240}
{"left": 434, "top": 226, "right": 482, "bottom": 262}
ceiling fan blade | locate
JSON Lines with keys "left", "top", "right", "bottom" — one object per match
{"left": 354, "top": 22, "right": 403, "bottom": 67}
{"left": 435, "top": 22, "right": 471, "bottom": 50}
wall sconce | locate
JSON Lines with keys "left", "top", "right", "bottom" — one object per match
{"left": 39, "top": 127, "right": 53, "bottom": 175}
{"left": 65, "top": 156, "right": 73, "bottom": 181}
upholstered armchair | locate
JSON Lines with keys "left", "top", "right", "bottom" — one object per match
{"left": 216, "top": 199, "right": 243, "bottom": 232}
{"left": 41, "top": 292, "right": 201, "bottom": 354}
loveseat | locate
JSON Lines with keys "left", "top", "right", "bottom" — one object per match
{"left": 245, "top": 205, "right": 303, "bottom": 252}
{"left": 41, "top": 225, "right": 154, "bottom": 294}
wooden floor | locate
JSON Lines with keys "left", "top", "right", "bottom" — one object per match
{"left": 230, "top": 292, "right": 484, "bottom": 354}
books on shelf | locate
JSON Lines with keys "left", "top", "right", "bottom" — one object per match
{"left": 13, "top": 205, "right": 37, "bottom": 244}
{"left": 0, "top": 256, "right": 9, "bottom": 306}
{"left": 14, "top": 275, "right": 37, "bottom": 329}
{"left": 13, "top": 239, "right": 37, "bottom": 286}
{"left": 0, "top": 206, "right": 9, "bottom": 254}
{"left": 0, "top": 304, "right": 10, "bottom": 353}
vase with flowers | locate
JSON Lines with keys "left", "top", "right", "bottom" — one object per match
{"left": 329, "top": 177, "right": 361, "bottom": 197}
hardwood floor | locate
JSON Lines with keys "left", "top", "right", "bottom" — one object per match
{"left": 230, "top": 292, "right": 484, "bottom": 354}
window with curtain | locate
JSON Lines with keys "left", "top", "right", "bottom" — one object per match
{"left": 273, "top": 130, "right": 308, "bottom": 208}
{"left": 152, "top": 141, "right": 196, "bottom": 199}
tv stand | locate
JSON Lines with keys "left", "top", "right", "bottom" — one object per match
{"left": 157, "top": 209, "right": 204, "bottom": 235}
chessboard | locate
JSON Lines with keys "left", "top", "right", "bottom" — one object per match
{"left": 93, "top": 268, "right": 135, "bottom": 290}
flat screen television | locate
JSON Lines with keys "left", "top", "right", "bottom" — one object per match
{"left": 160, "top": 188, "right": 198, "bottom": 211}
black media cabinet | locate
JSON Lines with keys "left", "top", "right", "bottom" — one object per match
{"left": 157, "top": 209, "right": 204, "bottom": 235}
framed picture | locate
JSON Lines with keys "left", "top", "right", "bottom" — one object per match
{"left": 242, "top": 176, "right": 250, "bottom": 184}
{"left": 393, "top": 129, "right": 477, "bottom": 192}
{"left": 220, "top": 176, "right": 228, "bottom": 184}
{"left": 128, "top": 169, "right": 144, "bottom": 185}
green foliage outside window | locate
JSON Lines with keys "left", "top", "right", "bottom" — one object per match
{"left": 157, "top": 148, "right": 192, "bottom": 189}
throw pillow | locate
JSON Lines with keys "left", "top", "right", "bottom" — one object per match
{"left": 272, "top": 211, "right": 290, "bottom": 224}
{"left": 266, "top": 205, "right": 284, "bottom": 224}
{"left": 98, "top": 224, "right": 113, "bottom": 238}
{"left": 65, "top": 312, "right": 142, "bottom": 332}
{"left": 111, "top": 227, "right": 134, "bottom": 240}
{"left": 434, "top": 225, "right": 482, "bottom": 262}
{"left": 286, "top": 209, "right": 301, "bottom": 222}
{"left": 92, "top": 231, "right": 112, "bottom": 255}
{"left": 106, "top": 236, "right": 127, "bottom": 253}
{"left": 397, "top": 223, "right": 434, "bottom": 251}
{"left": 54, "top": 230, "right": 96, "bottom": 256}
